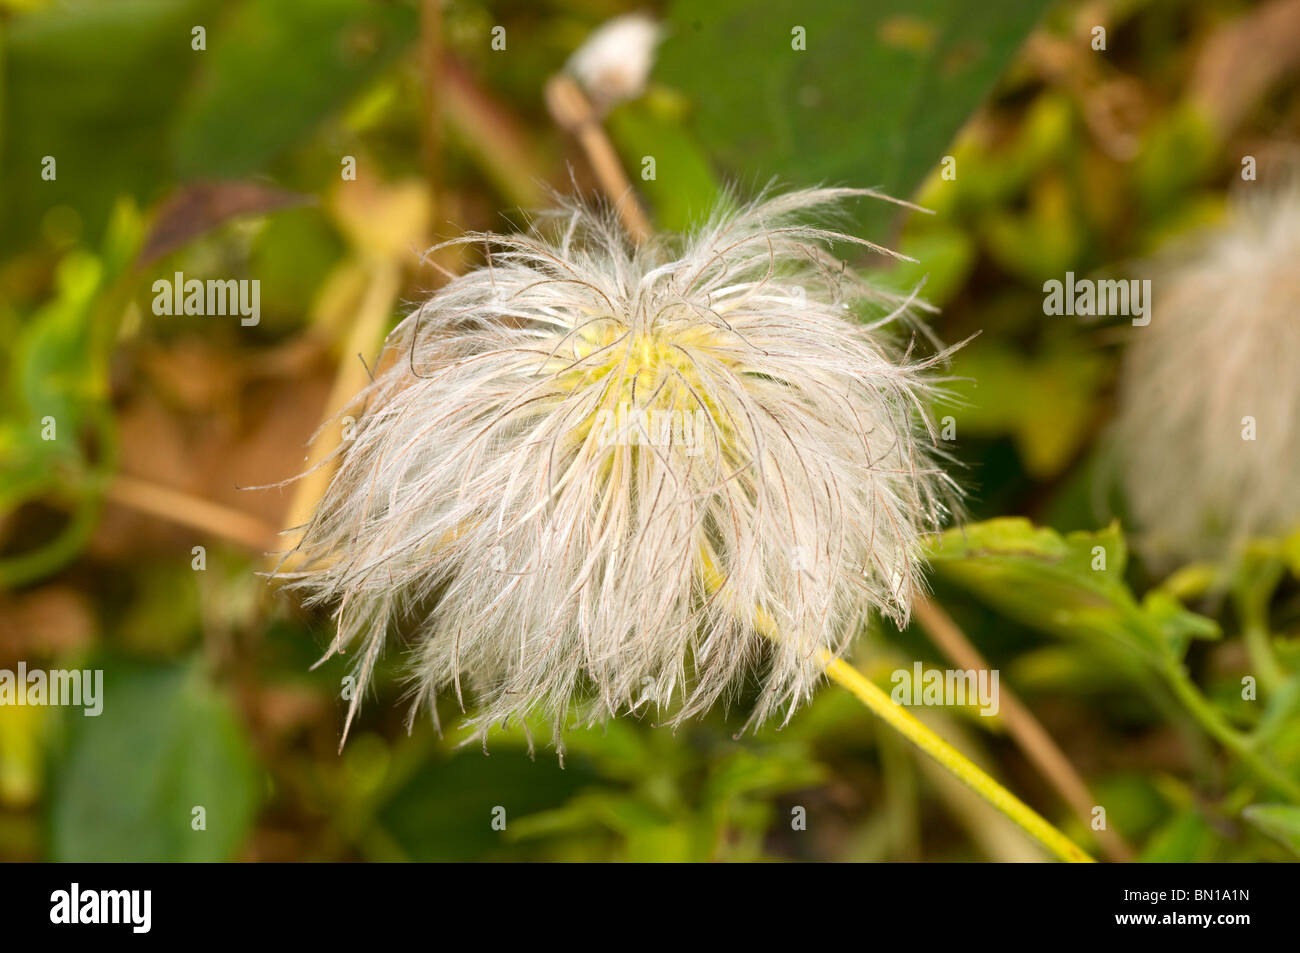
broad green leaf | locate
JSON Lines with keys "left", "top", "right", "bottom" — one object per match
{"left": 172, "top": 0, "right": 417, "bottom": 178}
{"left": 376, "top": 746, "right": 595, "bottom": 862}
{"left": 607, "top": 96, "right": 722, "bottom": 233}
{"left": 0, "top": 0, "right": 213, "bottom": 252}
{"left": 656, "top": 0, "right": 1050, "bottom": 235}
{"left": 927, "top": 518, "right": 1219, "bottom": 664}
{"left": 49, "top": 661, "right": 260, "bottom": 861}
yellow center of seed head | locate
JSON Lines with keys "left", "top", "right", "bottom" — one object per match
{"left": 554, "top": 318, "right": 733, "bottom": 450}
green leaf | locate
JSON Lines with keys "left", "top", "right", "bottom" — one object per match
{"left": 1254, "top": 678, "right": 1300, "bottom": 748}
{"left": 49, "top": 661, "right": 260, "bottom": 862}
{"left": 703, "top": 746, "right": 823, "bottom": 807}
{"left": 1141, "top": 590, "right": 1221, "bottom": 660}
{"left": 607, "top": 97, "right": 722, "bottom": 233}
{"left": 0, "top": 0, "right": 214, "bottom": 252}
{"left": 1134, "top": 103, "right": 1217, "bottom": 219}
{"left": 15, "top": 253, "right": 105, "bottom": 429}
{"left": 511, "top": 790, "right": 694, "bottom": 862}
{"left": 376, "top": 746, "right": 595, "bottom": 862}
{"left": 172, "top": 0, "right": 417, "bottom": 178}
{"left": 945, "top": 342, "right": 1107, "bottom": 478}
{"left": 1243, "top": 804, "right": 1300, "bottom": 857}
{"left": 657, "top": 0, "right": 1050, "bottom": 234}
{"left": 509, "top": 790, "right": 672, "bottom": 840}
{"left": 0, "top": 201, "right": 141, "bottom": 585}
{"left": 927, "top": 518, "right": 1219, "bottom": 664}
{"left": 874, "top": 225, "right": 976, "bottom": 308}
{"left": 1139, "top": 809, "right": 1217, "bottom": 862}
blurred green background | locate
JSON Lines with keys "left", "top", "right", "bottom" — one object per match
{"left": 2, "top": 0, "right": 1300, "bottom": 862}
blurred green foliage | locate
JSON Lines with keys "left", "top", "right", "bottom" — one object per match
{"left": 50, "top": 659, "right": 259, "bottom": 862}
{"left": 658, "top": 0, "right": 1050, "bottom": 236}
{"left": 1, "top": 0, "right": 1298, "bottom": 863}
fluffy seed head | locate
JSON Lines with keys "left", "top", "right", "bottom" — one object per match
{"left": 1117, "top": 185, "right": 1300, "bottom": 564}
{"left": 281, "top": 188, "right": 957, "bottom": 748}
{"left": 565, "top": 13, "right": 661, "bottom": 110}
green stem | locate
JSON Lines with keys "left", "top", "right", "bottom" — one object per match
{"left": 1234, "top": 561, "right": 1287, "bottom": 695}
{"left": 698, "top": 546, "right": 1093, "bottom": 862}
{"left": 1243, "top": 619, "right": 1286, "bottom": 697}
{"left": 1161, "top": 658, "right": 1300, "bottom": 803}
{"left": 820, "top": 652, "right": 1094, "bottom": 862}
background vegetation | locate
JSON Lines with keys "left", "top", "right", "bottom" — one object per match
{"left": 2, "top": 0, "right": 1299, "bottom": 862}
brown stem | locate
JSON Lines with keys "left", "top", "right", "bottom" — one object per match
{"left": 913, "top": 595, "right": 1134, "bottom": 861}
{"left": 106, "top": 475, "right": 278, "bottom": 551}
{"left": 544, "top": 73, "right": 653, "bottom": 245}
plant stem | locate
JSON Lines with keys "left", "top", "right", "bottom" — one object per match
{"left": 545, "top": 73, "right": 654, "bottom": 245}
{"left": 276, "top": 260, "right": 401, "bottom": 570}
{"left": 914, "top": 595, "right": 1133, "bottom": 861}
{"left": 1161, "top": 658, "right": 1300, "bottom": 803}
{"left": 1234, "top": 560, "right": 1287, "bottom": 696}
{"left": 818, "top": 653, "right": 1093, "bottom": 862}
{"left": 698, "top": 548, "right": 1093, "bottom": 862}
{"left": 106, "top": 474, "right": 277, "bottom": 550}
{"left": 1243, "top": 619, "right": 1286, "bottom": 696}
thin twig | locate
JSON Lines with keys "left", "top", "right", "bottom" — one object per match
{"left": 695, "top": 543, "right": 1093, "bottom": 863}
{"left": 544, "top": 73, "right": 653, "bottom": 245}
{"left": 914, "top": 596, "right": 1134, "bottom": 861}
{"left": 106, "top": 475, "right": 278, "bottom": 551}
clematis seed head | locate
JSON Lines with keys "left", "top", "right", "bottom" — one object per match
{"left": 1117, "top": 184, "right": 1300, "bottom": 566}
{"left": 565, "top": 13, "right": 661, "bottom": 111}
{"left": 280, "top": 188, "right": 959, "bottom": 750}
